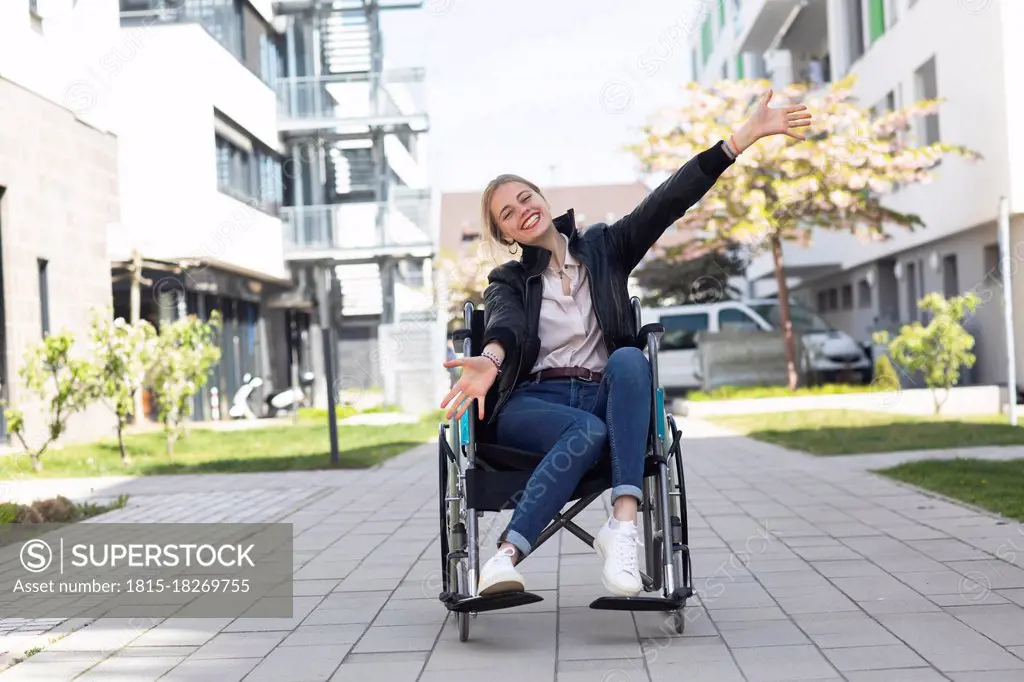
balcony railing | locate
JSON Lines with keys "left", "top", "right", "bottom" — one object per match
{"left": 282, "top": 189, "right": 433, "bottom": 260}
{"left": 276, "top": 70, "right": 428, "bottom": 134}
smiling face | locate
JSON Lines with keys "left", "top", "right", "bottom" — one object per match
{"left": 487, "top": 181, "right": 554, "bottom": 247}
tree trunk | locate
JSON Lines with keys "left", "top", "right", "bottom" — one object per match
{"left": 116, "top": 421, "right": 130, "bottom": 465}
{"left": 770, "top": 233, "right": 800, "bottom": 391}
{"left": 31, "top": 454, "right": 42, "bottom": 473}
{"left": 130, "top": 250, "right": 145, "bottom": 427}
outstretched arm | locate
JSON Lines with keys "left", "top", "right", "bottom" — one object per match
{"left": 608, "top": 89, "right": 810, "bottom": 272}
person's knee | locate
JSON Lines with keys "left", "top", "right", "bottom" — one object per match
{"left": 607, "top": 347, "right": 650, "bottom": 381}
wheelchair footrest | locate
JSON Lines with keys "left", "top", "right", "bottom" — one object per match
{"left": 588, "top": 595, "right": 685, "bottom": 612}
{"left": 443, "top": 591, "right": 545, "bottom": 613}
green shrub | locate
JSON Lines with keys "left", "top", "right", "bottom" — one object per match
{"left": 872, "top": 354, "right": 902, "bottom": 392}
{"left": 0, "top": 502, "right": 17, "bottom": 524}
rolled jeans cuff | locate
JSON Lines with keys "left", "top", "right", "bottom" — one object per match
{"left": 502, "top": 528, "right": 532, "bottom": 559}
{"left": 611, "top": 484, "right": 643, "bottom": 505}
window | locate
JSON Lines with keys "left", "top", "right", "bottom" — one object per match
{"left": 885, "top": 0, "right": 899, "bottom": 28}
{"left": 848, "top": 0, "right": 866, "bottom": 64}
{"left": 749, "top": 302, "right": 835, "bottom": 333}
{"left": 943, "top": 254, "right": 959, "bottom": 298}
{"left": 828, "top": 288, "right": 838, "bottom": 311}
{"left": 700, "top": 16, "right": 713, "bottom": 64}
{"left": 858, "top": 279, "right": 871, "bottom": 308}
{"left": 841, "top": 284, "right": 853, "bottom": 310}
{"left": 38, "top": 259, "right": 49, "bottom": 337}
{"left": 718, "top": 308, "right": 762, "bottom": 331}
{"left": 905, "top": 261, "right": 918, "bottom": 321}
{"left": 660, "top": 313, "right": 709, "bottom": 351}
{"left": 983, "top": 243, "right": 1001, "bottom": 285}
{"left": 915, "top": 56, "right": 940, "bottom": 144}
{"left": 736, "top": 53, "right": 745, "bottom": 79}
{"left": 718, "top": 0, "right": 726, "bottom": 32}
{"left": 690, "top": 47, "right": 700, "bottom": 82}
{"left": 868, "top": 0, "right": 886, "bottom": 44}
{"left": 215, "top": 131, "right": 282, "bottom": 214}
{"left": 817, "top": 290, "right": 828, "bottom": 313}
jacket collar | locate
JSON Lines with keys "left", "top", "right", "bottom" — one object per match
{"left": 521, "top": 208, "right": 577, "bottom": 277}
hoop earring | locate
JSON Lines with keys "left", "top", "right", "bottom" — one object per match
{"left": 508, "top": 242, "right": 519, "bottom": 255}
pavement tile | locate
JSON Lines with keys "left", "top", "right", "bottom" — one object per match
{"left": 843, "top": 669, "right": 949, "bottom": 681}
{"left": 75, "top": 654, "right": 186, "bottom": 680}
{"left": 943, "top": 604, "right": 1024, "bottom": 646}
{"left": 242, "top": 644, "right": 349, "bottom": 682}
{"left": 717, "top": 619, "right": 810, "bottom": 648}
{"left": 350, "top": 623, "right": 442, "bottom": 653}
{"left": 161, "top": 657, "right": 262, "bottom": 681}
{"left": 732, "top": 644, "right": 842, "bottom": 681}
{"left": 876, "top": 611, "right": 1024, "bottom": 673}
{"left": 821, "top": 643, "right": 928, "bottom": 671}
{"left": 189, "top": 631, "right": 286, "bottom": 659}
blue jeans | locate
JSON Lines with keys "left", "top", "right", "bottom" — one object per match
{"left": 493, "top": 347, "right": 652, "bottom": 559}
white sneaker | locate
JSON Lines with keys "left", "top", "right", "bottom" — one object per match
{"left": 594, "top": 518, "right": 643, "bottom": 597}
{"left": 477, "top": 545, "right": 525, "bottom": 596}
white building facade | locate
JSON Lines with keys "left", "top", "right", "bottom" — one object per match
{"left": 0, "top": 0, "right": 122, "bottom": 443}
{"left": 692, "top": 0, "right": 1024, "bottom": 389}
{"left": 102, "top": 0, "right": 306, "bottom": 420}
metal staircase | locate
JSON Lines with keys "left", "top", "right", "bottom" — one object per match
{"left": 275, "top": 0, "right": 431, "bottom": 323}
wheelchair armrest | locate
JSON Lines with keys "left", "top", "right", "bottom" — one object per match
{"left": 635, "top": 323, "right": 664, "bottom": 351}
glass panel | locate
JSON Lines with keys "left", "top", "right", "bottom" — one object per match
{"left": 718, "top": 308, "right": 761, "bottom": 331}
{"left": 660, "top": 313, "right": 709, "bottom": 351}
{"left": 750, "top": 302, "right": 835, "bottom": 333}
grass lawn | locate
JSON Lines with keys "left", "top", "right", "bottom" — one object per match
{"left": 707, "top": 409, "right": 1024, "bottom": 456}
{"left": 687, "top": 383, "right": 881, "bottom": 402}
{"left": 876, "top": 458, "right": 1024, "bottom": 522}
{"left": 3, "top": 410, "right": 443, "bottom": 478}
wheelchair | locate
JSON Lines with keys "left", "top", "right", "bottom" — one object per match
{"left": 437, "top": 296, "right": 693, "bottom": 642}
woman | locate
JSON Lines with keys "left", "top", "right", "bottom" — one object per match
{"left": 441, "top": 90, "right": 810, "bottom": 598}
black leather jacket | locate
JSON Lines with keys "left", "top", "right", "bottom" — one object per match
{"left": 479, "top": 140, "right": 736, "bottom": 429}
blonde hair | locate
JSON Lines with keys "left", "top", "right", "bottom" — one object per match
{"left": 480, "top": 174, "right": 546, "bottom": 250}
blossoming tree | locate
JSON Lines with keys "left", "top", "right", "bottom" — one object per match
{"left": 629, "top": 75, "right": 981, "bottom": 389}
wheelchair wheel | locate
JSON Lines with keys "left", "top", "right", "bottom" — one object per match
{"left": 673, "top": 607, "right": 685, "bottom": 634}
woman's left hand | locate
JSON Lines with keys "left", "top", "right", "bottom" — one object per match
{"left": 733, "top": 88, "right": 812, "bottom": 152}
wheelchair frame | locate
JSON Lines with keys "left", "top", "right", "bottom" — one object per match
{"left": 437, "top": 297, "right": 692, "bottom": 642}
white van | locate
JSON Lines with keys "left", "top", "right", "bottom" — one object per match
{"left": 642, "top": 298, "right": 872, "bottom": 391}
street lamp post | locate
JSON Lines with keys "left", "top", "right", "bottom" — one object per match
{"left": 998, "top": 196, "right": 1017, "bottom": 426}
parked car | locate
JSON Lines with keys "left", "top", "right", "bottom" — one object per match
{"left": 641, "top": 298, "right": 873, "bottom": 391}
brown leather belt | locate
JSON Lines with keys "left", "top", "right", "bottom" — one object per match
{"left": 529, "top": 366, "right": 603, "bottom": 383}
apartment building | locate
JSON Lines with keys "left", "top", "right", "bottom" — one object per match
{"left": 0, "top": 0, "right": 121, "bottom": 443}
{"left": 101, "top": 0, "right": 309, "bottom": 421}
{"left": 692, "top": 0, "right": 1024, "bottom": 389}
{"left": 274, "top": 0, "right": 441, "bottom": 412}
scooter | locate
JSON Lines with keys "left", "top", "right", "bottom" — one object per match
{"left": 228, "top": 373, "right": 264, "bottom": 420}
{"left": 265, "top": 371, "right": 315, "bottom": 417}
{"left": 228, "top": 371, "right": 315, "bottom": 419}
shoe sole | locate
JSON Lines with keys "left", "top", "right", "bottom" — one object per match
{"left": 594, "top": 537, "right": 642, "bottom": 598}
{"left": 479, "top": 579, "right": 525, "bottom": 596}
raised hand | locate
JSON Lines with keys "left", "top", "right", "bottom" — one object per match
{"left": 734, "top": 88, "right": 812, "bottom": 151}
{"left": 440, "top": 356, "right": 499, "bottom": 421}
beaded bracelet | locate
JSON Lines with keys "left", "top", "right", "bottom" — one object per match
{"left": 480, "top": 350, "right": 503, "bottom": 375}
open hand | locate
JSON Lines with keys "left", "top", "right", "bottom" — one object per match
{"left": 440, "top": 356, "right": 499, "bottom": 421}
{"left": 734, "top": 89, "right": 812, "bottom": 151}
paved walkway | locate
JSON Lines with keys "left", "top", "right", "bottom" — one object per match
{"left": 1, "top": 418, "right": 1024, "bottom": 681}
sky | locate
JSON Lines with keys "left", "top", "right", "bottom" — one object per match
{"left": 380, "top": 0, "right": 710, "bottom": 193}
